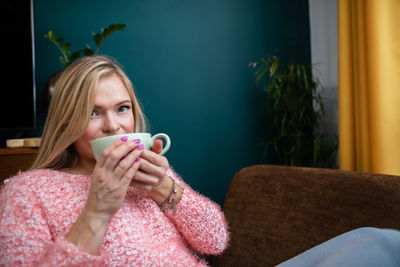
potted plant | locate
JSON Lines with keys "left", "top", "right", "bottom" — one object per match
{"left": 252, "top": 56, "right": 337, "bottom": 168}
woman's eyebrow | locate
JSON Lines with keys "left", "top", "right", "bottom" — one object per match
{"left": 93, "top": 100, "right": 132, "bottom": 109}
{"left": 116, "top": 100, "right": 132, "bottom": 106}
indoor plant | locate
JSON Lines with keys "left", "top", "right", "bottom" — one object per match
{"left": 43, "top": 24, "right": 126, "bottom": 99}
{"left": 44, "top": 23, "right": 126, "bottom": 68}
{"left": 252, "top": 56, "right": 337, "bottom": 168}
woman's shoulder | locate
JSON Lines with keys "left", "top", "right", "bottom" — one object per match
{"left": 0, "top": 170, "right": 52, "bottom": 207}
{"left": 2, "top": 169, "right": 89, "bottom": 193}
{"left": 4, "top": 169, "right": 62, "bottom": 184}
{"left": 1, "top": 169, "right": 91, "bottom": 206}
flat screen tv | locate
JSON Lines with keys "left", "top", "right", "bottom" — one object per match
{"left": 0, "top": 0, "right": 36, "bottom": 130}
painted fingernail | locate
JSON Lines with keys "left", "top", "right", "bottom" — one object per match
{"left": 121, "top": 136, "right": 128, "bottom": 142}
{"left": 133, "top": 139, "right": 140, "bottom": 144}
{"left": 137, "top": 144, "right": 144, "bottom": 150}
{"left": 135, "top": 157, "right": 141, "bottom": 162}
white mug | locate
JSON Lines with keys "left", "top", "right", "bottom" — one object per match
{"left": 91, "top": 133, "right": 171, "bottom": 161}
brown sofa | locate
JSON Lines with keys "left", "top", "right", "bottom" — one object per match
{"left": 210, "top": 165, "right": 400, "bottom": 266}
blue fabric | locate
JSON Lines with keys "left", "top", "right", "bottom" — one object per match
{"left": 277, "top": 227, "right": 400, "bottom": 267}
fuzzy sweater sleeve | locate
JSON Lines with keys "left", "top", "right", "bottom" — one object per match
{"left": 165, "top": 168, "right": 230, "bottom": 255}
{"left": 0, "top": 176, "right": 103, "bottom": 266}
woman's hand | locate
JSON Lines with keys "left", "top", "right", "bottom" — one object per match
{"left": 132, "top": 149, "right": 183, "bottom": 205}
{"left": 131, "top": 149, "right": 169, "bottom": 192}
{"left": 66, "top": 137, "right": 143, "bottom": 254}
{"left": 86, "top": 137, "right": 143, "bottom": 221}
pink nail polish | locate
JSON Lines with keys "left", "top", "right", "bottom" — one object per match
{"left": 121, "top": 136, "right": 128, "bottom": 142}
{"left": 133, "top": 139, "right": 140, "bottom": 144}
{"left": 137, "top": 144, "right": 144, "bottom": 150}
{"left": 135, "top": 157, "right": 141, "bottom": 162}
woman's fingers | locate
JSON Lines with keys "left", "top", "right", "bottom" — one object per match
{"left": 151, "top": 139, "right": 163, "bottom": 154}
{"left": 101, "top": 140, "right": 140, "bottom": 172}
{"left": 134, "top": 169, "right": 160, "bottom": 186}
{"left": 96, "top": 140, "right": 171, "bottom": 193}
{"left": 119, "top": 159, "right": 141, "bottom": 187}
{"left": 130, "top": 179, "right": 153, "bottom": 191}
{"left": 140, "top": 149, "right": 169, "bottom": 169}
{"left": 97, "top": 136, "right": 129, "bottom": 167}
{"left": 130, "top": 150, "right": 170, "bottom": 190}
{"left": 113, "top": 144, "right": 144, "bottom": 179}
{"left": 137, "top": 157, "right": 165, "bottom": 181}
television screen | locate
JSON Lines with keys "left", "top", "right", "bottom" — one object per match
{"left": 0, "top": 0, "right": 36, "bottom": 130}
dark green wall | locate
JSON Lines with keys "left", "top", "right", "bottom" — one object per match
{"left": 33, "top": 0, "right": 310, "bottom": 204}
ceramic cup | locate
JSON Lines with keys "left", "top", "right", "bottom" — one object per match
{"left": 91, "top": 133, "right": 171, "bottom": 161}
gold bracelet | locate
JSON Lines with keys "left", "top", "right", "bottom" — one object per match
{"left": 158, "top": 176, "right": 178, "bottom": 215}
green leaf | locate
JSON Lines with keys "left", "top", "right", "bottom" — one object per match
{"left": 102, "top": 23, "right": 126, "bottom": 39}
{"left": 59, "top": 56, "right": 69, "bottom": 68}
{"left": 82, "top": 47, "right": 94, "bottom": 56}
{"left": 56, "top": 37, "right": 64, "bottom": 45}
{"left": 93, "top": 33, "right": 103, "bottom": 48}
{"left": 50, "top": 32, "right": 56, "bottom": 42}
{"left": 111, "top": 24, "right": 126, "bottom": 31}
{"left": 103, "top": 27, "right": 111, "bottom": 39}
{"left": 256, "top": 68, "right": 268, "bottom": 84}
{"left": 70, "top": 50, "right": 82, "bottom": 62}
{"left": 61, "top": 42, "right": 70, "bottom": 53}
{"left": 44, "top": 30, "right": 52, "bottom": 40}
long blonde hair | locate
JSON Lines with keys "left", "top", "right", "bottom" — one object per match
{"left": 31, "top": 56, "right": 147, "bottom": 170}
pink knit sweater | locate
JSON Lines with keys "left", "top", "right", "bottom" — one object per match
{"left": 0, "top": 168, "right": 229, "bottom": 266}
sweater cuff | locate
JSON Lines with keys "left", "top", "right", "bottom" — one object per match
{"left": 43, "top": 235, "right": 104, "bottom": 266}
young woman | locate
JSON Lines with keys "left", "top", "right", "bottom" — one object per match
{"left": 0, "top": 56, "right": 229, "bottom": 266}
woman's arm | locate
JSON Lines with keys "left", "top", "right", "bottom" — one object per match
{"left": 0, "top": 137, "right": 143, "bottom": 265}
{"left": 163, "top": 168, "right": 230, "bottom": 255}
{"left": 0, "top": 177, "right": 103, "bottom": 266}
{"left": 119, "top": 148, "right": 230, "bottom": 255}
{"left": 66, "top": 137, "right": 143, "bottom": 254}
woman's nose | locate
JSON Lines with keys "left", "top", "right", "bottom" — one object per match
{"left": 103, "top": 114, "right": 120, "bottom": 133}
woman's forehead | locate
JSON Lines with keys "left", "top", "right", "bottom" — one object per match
{"left": 93, "top": 75, "right": 131, "bottom": 105}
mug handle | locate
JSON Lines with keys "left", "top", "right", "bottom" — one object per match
{"left": 151, "top": 133, "right": 171, "bottom": 155}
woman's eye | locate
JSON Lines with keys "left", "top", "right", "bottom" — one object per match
{"left": 90, "top": 110, "right": 99, "bottom": 117}
{"left": 119, "top": 105, "right": 131, "bottom": 112}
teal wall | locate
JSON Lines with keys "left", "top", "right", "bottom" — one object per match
{"left": 33, "top": 0, "right": 311, "bottom": 205}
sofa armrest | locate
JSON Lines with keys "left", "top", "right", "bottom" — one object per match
{"left": 210, "top": 165, "right": 400, "bottom": 266}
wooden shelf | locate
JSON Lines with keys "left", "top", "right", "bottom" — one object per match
{"left": 0, "top": 147, "right": 39, "bottom": 155}
{"left": 0, "top": 147, "right": 38, "bottom": 183}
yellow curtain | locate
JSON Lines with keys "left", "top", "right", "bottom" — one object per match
{"left": 338, "top": 0, "right": 400, "bottom": 175}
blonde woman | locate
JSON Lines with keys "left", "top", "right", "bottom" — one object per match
{"left": 0, "top": 56, "right": 229, "bottom": 266}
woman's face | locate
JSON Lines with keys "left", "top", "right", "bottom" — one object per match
{"left": 74, "top": 73, "right": 134, "bottom": 161}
